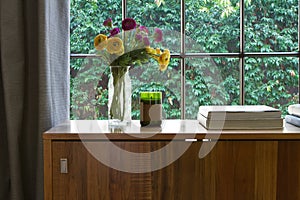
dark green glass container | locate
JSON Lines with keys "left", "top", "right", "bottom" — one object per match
{"left": 140, "top": 92, "right": 162, "bottom": 127}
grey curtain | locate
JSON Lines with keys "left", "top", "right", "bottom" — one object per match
{"left": 0, "top": 0, "right": 69, "bottom": 199}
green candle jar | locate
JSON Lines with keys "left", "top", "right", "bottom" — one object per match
{"left": 140, "top": 92, "right": 162, "bottom": 127}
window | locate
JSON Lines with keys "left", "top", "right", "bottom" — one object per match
{"left": 70, "top": 0, "right": 299, "bottom": 120}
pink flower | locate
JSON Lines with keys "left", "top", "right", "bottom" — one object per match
{"left": 103, "top": 18, "right": 113, "bottom": 27}
{"left": 122, "top": 18, "right": 137, "bottom": 31}
{"left": 109, "top": 27, "right": 120, "bottom": 37}
{"left": 139, "top": 26, "right": 149, "bottom": 34}
{"left": 154, "top": 28, "right": 163, "bottom": 42}
{"left": 143, "top": 37, "right": 150, "bottom": 46}
{"left": 135, "top": 34, "right": 143, "bottom": 41}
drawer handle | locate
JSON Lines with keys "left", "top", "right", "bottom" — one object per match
{"left": 60, "top": 158, "right": 68, "bottom": 174}
{"left": 185, "top": 138, "right": 197, "bottom": 142}
{"left": 185, "top": 139, "right": 212, "bottom": 142}
{"left": 202, "top": 139, "right": 212, "bottom": 142}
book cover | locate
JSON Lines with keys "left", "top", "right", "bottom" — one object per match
{"left": 288, "top": 104, "right": 300, "bottom": 117}
{"left": 197, "top": 112, "right": 283, "bottom": 130}
{"left": 285, "top": 114, "right": 300, "bottom": 127}
{"left": 198, "top": 105, "right": 281, "bottom": 120}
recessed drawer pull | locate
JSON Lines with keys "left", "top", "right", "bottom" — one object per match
{"left": 202, "top": 139, "right": 212, "bottom": 142}
{"left": 184, "top": 138, "right": 213, "bottom": 142}
{"left": 60, "top": 158, "right": 68, "bottom": 174}
{"left": 185, "top": 138, "right": 197, "bottom": 142}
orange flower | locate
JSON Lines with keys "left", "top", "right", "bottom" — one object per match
{"left": 94, "top": 34, "right": 108, "bottom": 50}
{"left": 158, "top": 49, "right": 170, "bottom": 71}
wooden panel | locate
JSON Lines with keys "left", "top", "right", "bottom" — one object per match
{"left": 43, "top": 139, "right": 52, "bottom": 200}
{"left": 52, "top": 141, "right": 152, "bottom": 200}
{"left": 49, "top": 139, "right": 300, "bottom": 200}
{"left": 254, "top": 141, "right": 278, "bottom": 199}
{"left": 52, "top": 141, "right": 87, "bottom": 199}
{"left": 44, "top": 120, "right": 300, "bottom": 199}
{"left": 277, "top": 141, "right": 300, "bottom": 200}
{"left": 151, "top": 141, "right": 278, "bottom": 200}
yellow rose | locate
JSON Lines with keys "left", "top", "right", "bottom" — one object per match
{"left": 106, "top": 37, "right": 124, "bottom": 54}
{"left": 115, "top": 46, "right": 124, "bottom": 56}
{"left": 94, "top": 34, "right": 108, "bottom": 50}
{"left": 158, "top": 49, "right": 170, "bottom": 71}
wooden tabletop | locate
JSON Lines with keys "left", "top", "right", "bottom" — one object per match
{"left": 43, "top": 120, "right": 300, "bottom": 140}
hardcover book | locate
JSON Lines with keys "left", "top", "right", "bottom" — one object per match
{"left": 197, "top": 113, "right": 283, "bottom": 130}
{"left": 288, "top": 104, "right": 300, "bottom": 117}
{"left": 198, "top": 105, "right": 281, "bottom": 120}
{"left": 285, "top": 114, "right": 300, "bottom": 127}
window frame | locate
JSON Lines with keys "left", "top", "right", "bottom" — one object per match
{"left": 70, "top": 0, "right": 300, "bottom": 119}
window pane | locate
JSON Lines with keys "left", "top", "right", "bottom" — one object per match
{"left": 185, "top": 57, "right": 240, "bottom": 119}
{"left": 185, "top": 0, "right": 240, "bottom": 53}
{"left": 245, "top": 0, "right": 298, "bottom": 52}
{"left": 127, "top": 0, "right": 181, "bottom": 53}
{"left": 245, "top": 57, "right": 299, "bottom": 116}
{"left": 70, "top": 57, "right": 109, "bottom": 119}
{"left": 70, "top": 0, "right": 122, "bottom": 54}
{"left": 127, "top": 0, "right": 180, "bottom": 31}
{"left": 131, "top": 59, "right": 181, "bottom": 120}
{"left": 70, "top": 58, "right": 181, "bottom": 120}
{"left": 70, "top": 0, "right": 300, "bottom": 121}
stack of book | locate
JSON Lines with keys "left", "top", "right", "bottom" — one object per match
{"left": 197, "top": 105, "right": 283, "bottom": 130}
{"left": 285, "top": 104, "right": 300, "bottom": 127}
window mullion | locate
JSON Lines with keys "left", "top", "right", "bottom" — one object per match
{"left": 239, "top": 0, "right": 245, "bottom": 105}
{"left": 298, "top": 0, "right": 300, "bottom": 104}
{"left": 181, "top": 0, "right": 186, "bottom": 119}
{"left": 122, "top": 0, "right": 127, "bottom": 20}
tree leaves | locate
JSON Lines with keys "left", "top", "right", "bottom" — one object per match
{"left": 70, "top": 0, "right": 298, "bottom": 119}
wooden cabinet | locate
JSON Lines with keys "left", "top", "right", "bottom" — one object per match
{"left": 44, "top": 120, "right": 300, "bottom": 200}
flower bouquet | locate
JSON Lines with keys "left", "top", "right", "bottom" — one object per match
{"left": 94, "top": 17, "right": 170, "bottom": 126}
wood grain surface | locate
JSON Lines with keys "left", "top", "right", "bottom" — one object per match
{"left": 48, "top": 140, "right": 300, "bottom": 200}
{"left": 44, "top": 120, "right": 300, "bottom": 200}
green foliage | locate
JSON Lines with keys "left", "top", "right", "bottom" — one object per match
{"left": 70, "top": 0, "right": 122, "bottom": 54}
{"left": 110, "top": 49, "right": 150, "bottom": 67}
{"left": 70, "top": 0, "right": 299, "bottom": 119}
{"left": 244, "top": 57, "right": 299, "bottom": 116}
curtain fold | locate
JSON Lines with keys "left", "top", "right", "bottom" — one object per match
{"left": 0, "top": 0, "right": 70, "bottom": 199}
{"left": 0, "top": 54, "right": 10, "bottom": 200}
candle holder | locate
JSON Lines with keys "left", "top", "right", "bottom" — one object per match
{"left": 140, "top": 92, "right": 162, "bottom": 127}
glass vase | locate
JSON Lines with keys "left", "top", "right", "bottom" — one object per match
{"left": 108, "top": 66, "right": 131, "bottom": 127}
